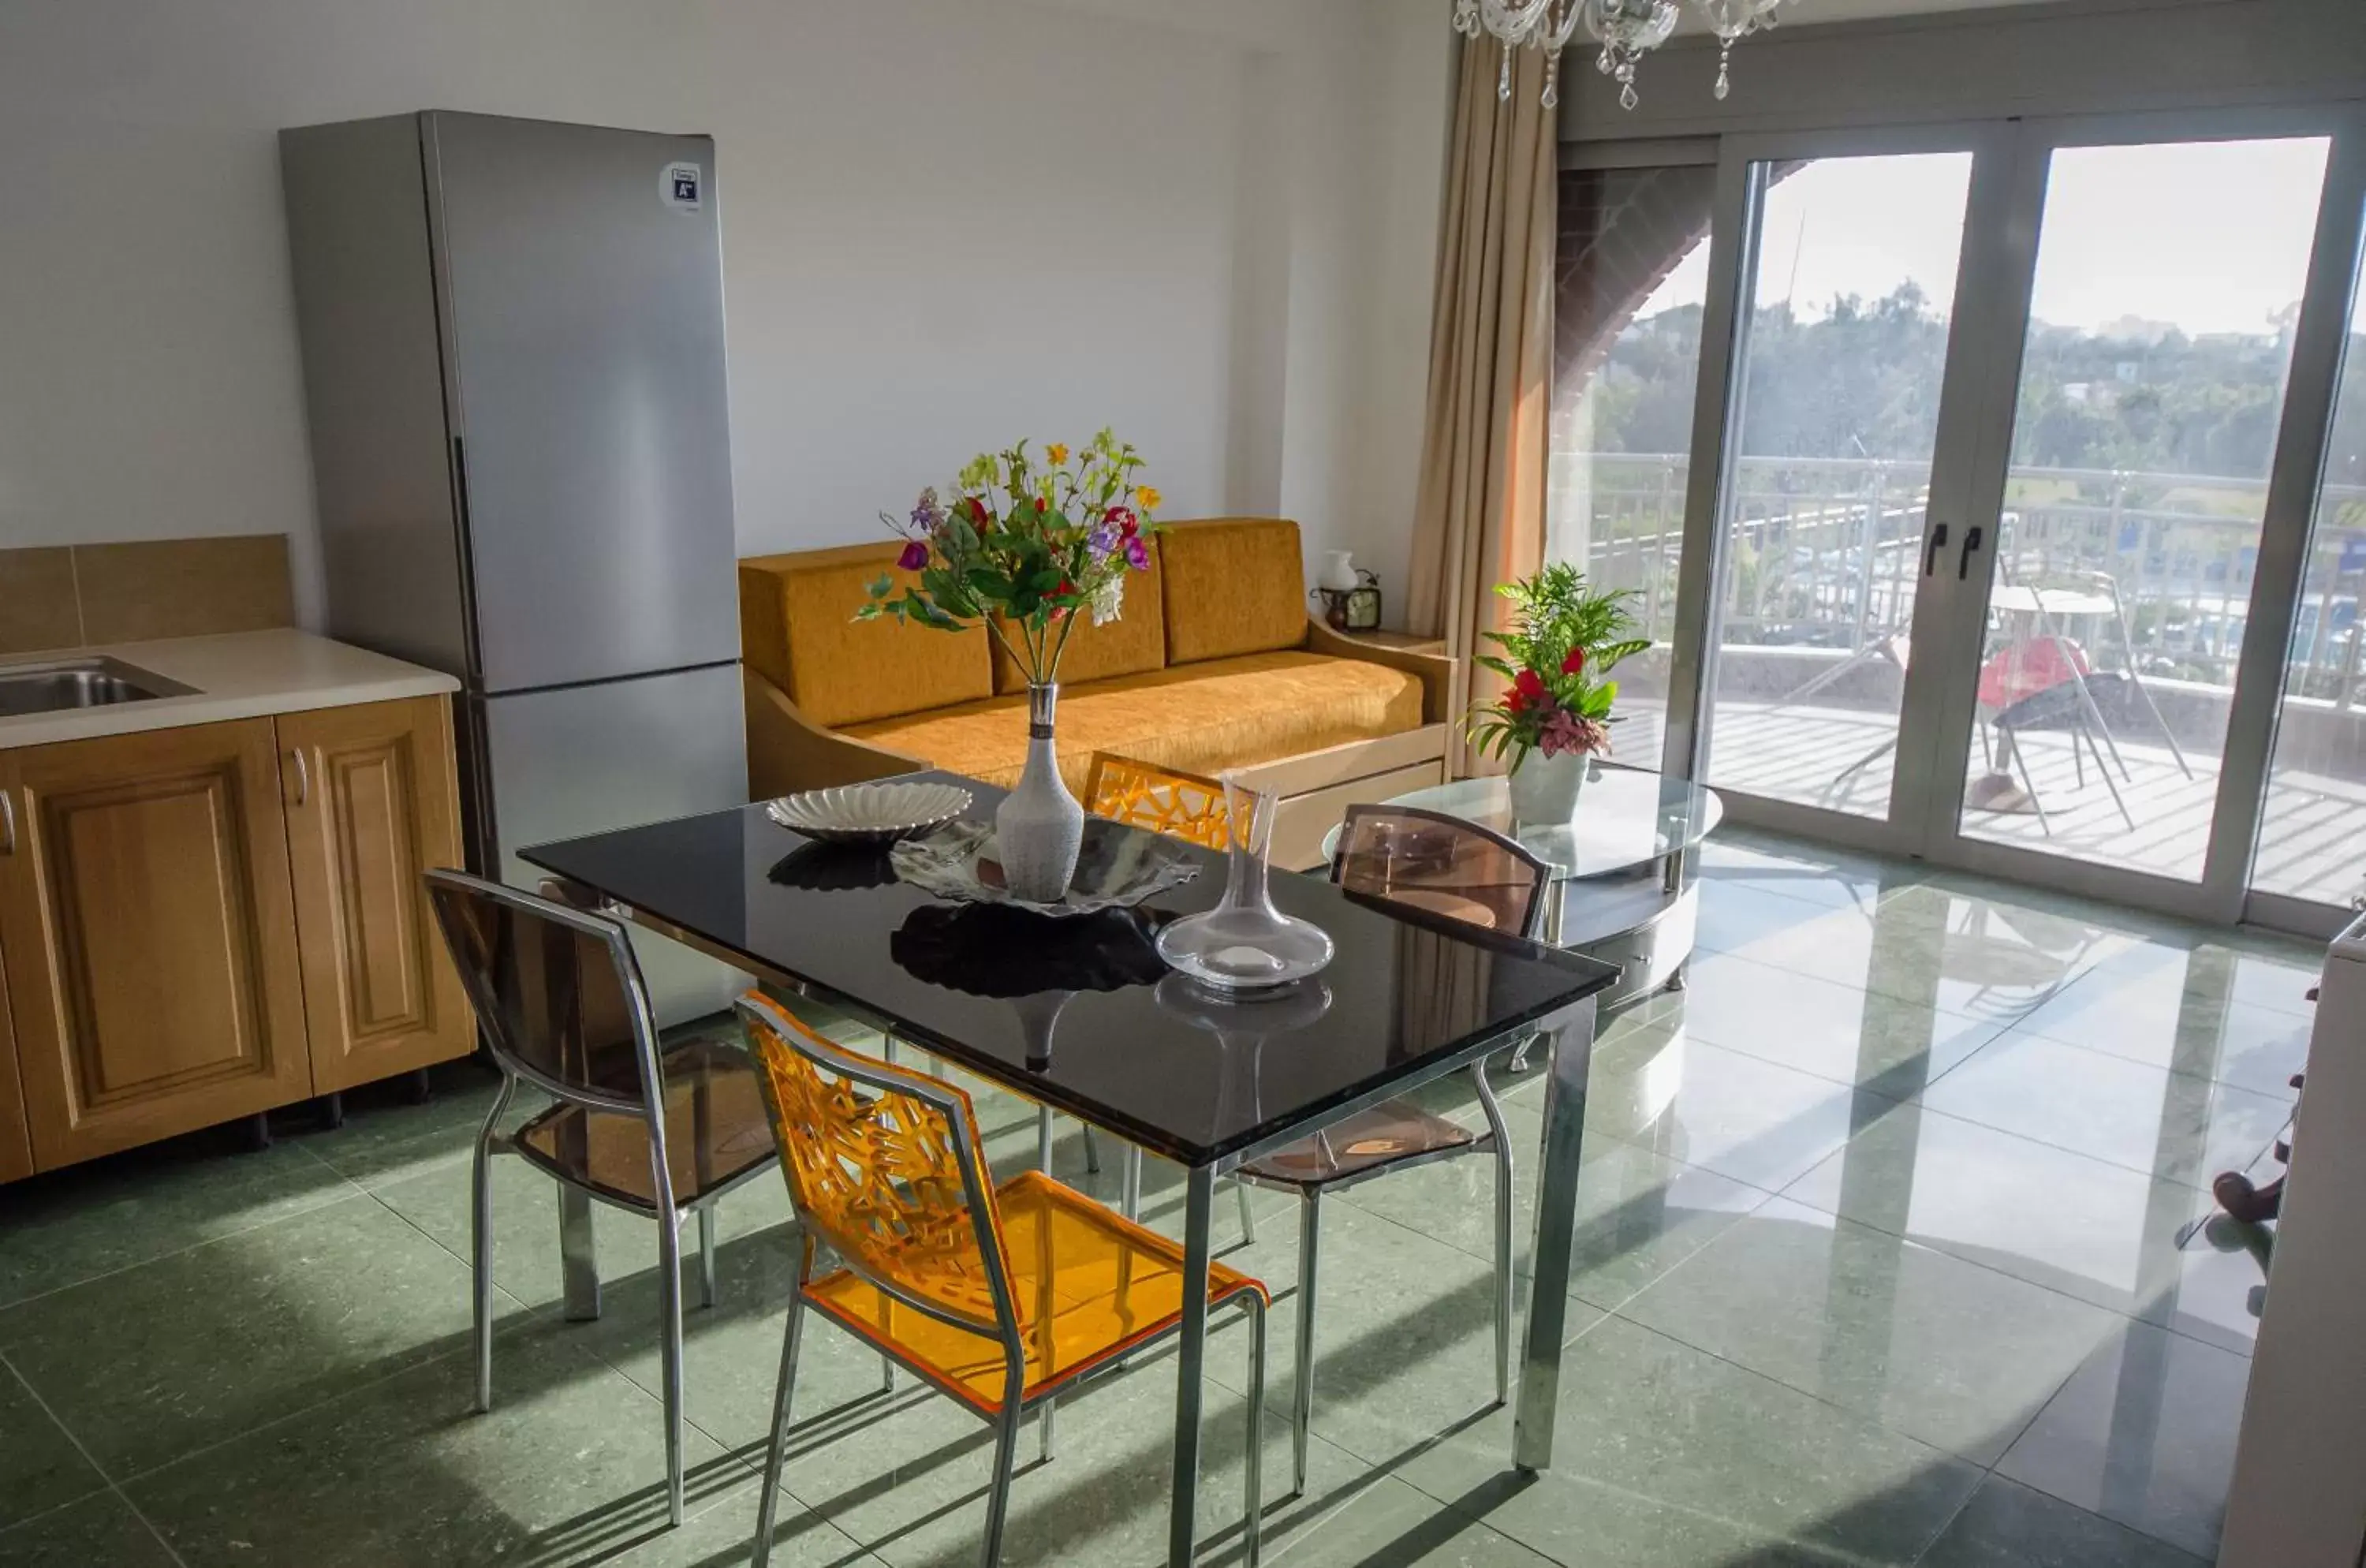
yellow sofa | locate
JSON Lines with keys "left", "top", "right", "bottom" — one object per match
{"left": 739, "top": 518, "right": 1452, "bottom": 868}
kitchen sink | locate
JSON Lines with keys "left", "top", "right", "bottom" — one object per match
{"left": 0, "top": 656, "right": 196, "bottom": 718}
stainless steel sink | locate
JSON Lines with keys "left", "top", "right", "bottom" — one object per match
{"left": 0, "top": 657, "right": 196, "bottom": 718}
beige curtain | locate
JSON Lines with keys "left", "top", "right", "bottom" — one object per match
{"left": 1405, "top": 41, "right": 1557, "bottom": 778}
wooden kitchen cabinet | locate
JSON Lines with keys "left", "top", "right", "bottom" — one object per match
{"left": 0, "top": 720, "right": 315, "bottom": 1169}
{"left": 0, "top": 946, "right": 31, "bottom": 1184}
{"left": 278, "top": 697, "right": 469, "bottom": 1094}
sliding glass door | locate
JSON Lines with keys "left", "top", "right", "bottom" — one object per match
{"left": 1656, "top": 107, "right": 2366, "bottom": 928}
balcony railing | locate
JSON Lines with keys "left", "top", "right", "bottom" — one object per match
{"left": 1548, "top": 453, "right": 2366, "bottom": 701}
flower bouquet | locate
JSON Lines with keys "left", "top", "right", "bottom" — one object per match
{"left": 1466, "top": 564, "right": 1648, "bottom": 823}
{"left": 858, "top": 431, "right": 1161, "bottom": 901}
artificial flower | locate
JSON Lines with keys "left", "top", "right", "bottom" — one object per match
{"left": 1135, "top": 485, "right": 1162, "bottom": 512}
{"left": 1561, "top": 648, "right": 1586, "bottom": 676}
{"left": 961, "top": 495, "right": 991, "bottom": 528}
{"left": 1047, "top": 442, "right": 1070, "bottom": 466}
{"left": 895, "top": 539, "right": 930, "bottom": 572}
{"left": 910, "top": 487, "right": 945, "bottom": 533}
{"left": 1123, "top": 536, "right": 1151, "bottom": 571}
{"left": 1106, "top": 505, "right": 1139, "bottom": 537}
{"left": 1090, "top": 574, "right": 1125, "bottom": 625}
{"left": 1511, "top": 669, "right": 1547, "bottom": 707}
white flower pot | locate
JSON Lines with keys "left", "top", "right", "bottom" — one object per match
{"left": 1506, "top": 749, "right": 1588, "bottom": 826}
{"left": 995, "top": 683, "right": 1085, "bottom": 902}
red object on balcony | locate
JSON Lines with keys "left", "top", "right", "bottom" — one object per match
{"left": 1977, "top": 635, "right": 2093, "bottom": 711}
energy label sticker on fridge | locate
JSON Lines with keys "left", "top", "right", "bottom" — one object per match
{"left": 662, "top": 161, "right": 702, "bottom": 211}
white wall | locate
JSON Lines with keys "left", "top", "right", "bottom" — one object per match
{"left": 0, "top": 0, "right": 1449, "bottom": 625}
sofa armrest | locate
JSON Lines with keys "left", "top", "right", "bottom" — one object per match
{"left": 1305, "top": 617, "right": 1457, "bottom": 726}
{"left": 743, "top": 666, "right": 925, "bottom": 798}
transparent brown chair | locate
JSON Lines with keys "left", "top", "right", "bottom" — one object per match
{"left": 425, "top": 870, "right": 780, "bottom": 1526}
{"left": 1238, "top": 805, "right": 1551, "bottom": 1495}
{"left": 737, "top": 991, "right": 1271, "bottom": 1568}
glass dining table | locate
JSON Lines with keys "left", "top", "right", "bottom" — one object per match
{"left": 521, "top": 771, "right": 1618, "bottom": 1566}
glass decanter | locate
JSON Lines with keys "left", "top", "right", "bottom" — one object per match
{"left": 1155, "top": 774, "right": 1334, "bottom": 991}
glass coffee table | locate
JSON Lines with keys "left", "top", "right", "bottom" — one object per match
{"left": 1322, "top": 761, "right": 1722, "bottom": 1016}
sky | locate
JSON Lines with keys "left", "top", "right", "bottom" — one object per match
{"left": 1643, "top": 136, "right": 2334, "bottom": 338}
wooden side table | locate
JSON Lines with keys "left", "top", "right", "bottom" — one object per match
{"left": 1342, "top": 629, "right": 1446, "bottom": 656}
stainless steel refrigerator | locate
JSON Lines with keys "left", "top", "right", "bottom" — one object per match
{"left": 280, "top": 110, "right": 747, "bottom": 1022}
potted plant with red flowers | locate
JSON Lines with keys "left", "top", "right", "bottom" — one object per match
{"left": 1466, "top": 564, "right": 1648, "bottom": 824}
{"left": 859, "top": 431, "right": 1159, "bottom": 900}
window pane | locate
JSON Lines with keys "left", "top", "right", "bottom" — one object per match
{"left": 1956, "top": 137, "right": 2331, "bottom": 882}
{"left": 1699, "top": 151, "right": 1975, "bottom": 819}
{"left": 1547, "top": 162, "right": 1716, "bottom": 769}
{"left": 2256, "top": 205, "right": 2366, "bottom": 905}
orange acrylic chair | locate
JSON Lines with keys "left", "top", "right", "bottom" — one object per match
{"left": 1082, "top": 752, "right": 1267, "bottom": 1243}
{"left": 736, "top": 991, "right": 1271, "bottom": 1568}
{"left": 1241, "top": 805, "right": 1551, "bottom": 1496}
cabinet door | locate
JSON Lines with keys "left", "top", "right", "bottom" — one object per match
{"left": 0, "top": 721, "right": 312, "bottom": 1170}
{"left": 279, "top": 697, "right": 471, "bottom": 1093}
{"left": 0, "top": 855, "right": 32, "bottom": 1182}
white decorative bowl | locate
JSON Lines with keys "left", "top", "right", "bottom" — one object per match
{"left": 766, "top": 782, "right": 973, "bottom": 844}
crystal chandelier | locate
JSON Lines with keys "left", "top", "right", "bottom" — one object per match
{"left": 1450, "top": 0, "right": 1788, "bottom": 112}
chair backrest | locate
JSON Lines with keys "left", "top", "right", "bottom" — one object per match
{"left": 1084, "top": 753, "right": 1241, "bottom": 850}
{"left": 424, "top": 868, "right": 663, "bottom": 1117}
{"left": 1330, "top": 805, "right": 1554, "bottom": 940}
{"left": 734, "top": 992, "right": 1021, "bottom": 1340}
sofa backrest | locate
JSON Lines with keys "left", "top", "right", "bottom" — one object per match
{"left": 1159, "top": 518, "right": 1308, "bottom": 666}
{"left": 988, "top": 537, "right": 1169, "bottom": 694}
{"left": 738, "top": 543, "right": 992, "bottom": 727}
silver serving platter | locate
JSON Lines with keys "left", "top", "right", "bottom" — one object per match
{"left": 766, "top": 782, "right": 973, "bottom": 845}
{"left": 891, "top": 820, "right": 1199, "bottom": 917}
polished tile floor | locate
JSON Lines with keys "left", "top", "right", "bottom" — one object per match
{"left": 0, "top": 828, "right": 2317, "bottom": 1566}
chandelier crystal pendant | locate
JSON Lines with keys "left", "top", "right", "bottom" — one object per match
{"left": 1451, "top": 0, "right": 1788, "bottom": 111}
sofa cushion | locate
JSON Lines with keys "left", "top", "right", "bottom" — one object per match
{"left": 989, "top": 537, "right": 1168, "bottom": 695}
{"left": 740, "top": 543, "right": 992, "bottom": 729}
{"left": 1159, "top": 518, "right": 1309, "bottom": 666}
{"left": 846, "top": 650, "right": 1425, "bottom": 796}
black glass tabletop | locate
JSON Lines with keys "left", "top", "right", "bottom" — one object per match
{"left": 520, "top": 774, "right": 1616, "bottom": 1167}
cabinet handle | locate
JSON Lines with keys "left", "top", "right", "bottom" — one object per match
{"left": 288, "top": 749, "right": 310, "bottom": 808}
{"left": 0, "top": 791, "right": 13, "bottom": 856}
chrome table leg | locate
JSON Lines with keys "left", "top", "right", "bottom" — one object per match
{"left": 1293, "top": 1188, "right": 1320, "bottom": 1497}
{"left": 1121, "top": 1144, "right": 1144, "bottom": 1221}
{"left": 697, "top": 1205, "right": 719, "bottom": 1309}
{"left": 559, "top": 1185, "right": 601, "bottom": 1322}
{"left": 1167, "top": 1165, "right": 1215, "bottom": 1566}
{"left": 1514, "top": 999, "right": 1596, "bottom": 1473}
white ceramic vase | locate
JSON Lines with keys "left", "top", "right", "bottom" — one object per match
{"left": 1506, "top": 748, "right": 1588, "bottom": 826}
{"left": 1318, "top": 549, "right": 1360, "bottom": 592}
{"left": 995, "top": 683, "right": 1085, "bottom": 902}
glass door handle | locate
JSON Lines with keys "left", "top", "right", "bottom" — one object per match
{"left": 1924, "top": 523, "right": 1950, "bottom": 577}
{"left": 1957, "top": 525, "right": 1984, "bottom": 581}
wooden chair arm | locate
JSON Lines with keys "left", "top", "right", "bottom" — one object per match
{"left": 742, "top": 667, "right": 925, "bottom": 798}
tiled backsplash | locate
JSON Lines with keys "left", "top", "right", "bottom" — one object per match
{"left": 0, "top": 536, "right": 293, "bottom": 655}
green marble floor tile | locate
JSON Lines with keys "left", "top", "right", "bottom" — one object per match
{"left": 127, "top": 1315, "right": 745, "bottom": 1567}
{"left": 1584, "top": 1018, "right": 1907, "bottom": 1193}
{"left": 1699, "top": 834, "right": 1919, "bottom": 911}
{"left": 1672, "top": 950, "right": 2002, "bottom": 1098}
{"left": 1397, "top": 1315, "right": 1980, "bottom": 1567}
{"left": 0, "top": 1135, "right": 357, "bottom": 1309}
{"left": 0, "top": 1193, "right": 476, "bottom": 1478}
{"left": 1993, "top": 1319, "right": 2249, "bottom": 1562}
{"left": 1277, "top": 1473, "right": 1557, "bottom": 1567}
{"left": 0, "top": 1491, "right": 178, "bottom": 1568}
{"left": 1619, "top": 1197, "right": 2122, "bottom": 1465}
{"left": 1333, "top": 1098, "right": 1770, "bottom": 1312}
{"left": 1916, "top": 1477, "right": 2207, "bottom": 1568}
{"left": 2015, "top": 943, "right": 2316, "bottom": 1093}
{"left": 296, "top": 1058, "right": 521, "bottom": 1189}
{"left": 606, "top": 1469, "right": 883, "bottom": 1567}
{"left": 1778, "top": 1101, "right": 2215, "bottom": 1327}
{"left": 1916, "top": 1030, "right": 2291, "bottom": 1189}
{"left": 0, "top": 1361, "right": 106, "bottom": 1531}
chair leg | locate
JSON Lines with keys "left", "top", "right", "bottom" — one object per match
{"left": 1292, "top": 1189, "right": 1320, "bottom": 1498}
{"left": 1082, "top": 1126, "right": 1102, "bottom": 1175}
{"left": 1236, "top": 1178, "right": 1257, "bottom": 1246}
{"left": 752, "top": 1293, "right": 806, "bottom": 1568}
{"left": 697, "top": 1205, "right": 718, "bottom": 1310}
{"left": 981, "top": 1401, "right": 1024, "bottom": 1568}
{"left": 1244, "top": 1294, "right": 1268, "bottom": 1566}
{"left": 470, "top": 1078, "right": 511, "bottom": 1416}
{"left": 558, "top": 1186, "right": 601, "bottom": 1323}
{"left": 1039, "top": 1396, "right": 1056, "bottom": 1464}
{"left": 1473, "top": 1062, "right": 1516, "bottom": 1409}
{"left": 1037, "top": 1105, "right": 1055, "bottom": 1173}
{"left": 657, "top": 1211, "right": 687, "bottom": 1527}
{"left": 1121, "top": 1145, "right": 1143, "bottom": 1222}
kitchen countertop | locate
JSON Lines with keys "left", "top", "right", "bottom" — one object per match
{"left": 0, "top": 629, "right": 460, "bottom": 749}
